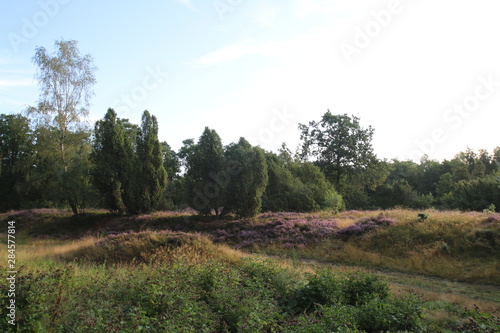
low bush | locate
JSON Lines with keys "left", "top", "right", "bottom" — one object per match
{"left": 355, "top": 294, "right": 425, "bottom": 332}
{"left": 459, "top": 304, "right": 500, "bottom": 333}
{"left": 336, "top": 216, "right": 396, "bottom": 238}
{"left": 0, "top": 258, "right": 429, "bottom": 332}
{"left": 288, "top": 269, "right": 390, "bottom": 314}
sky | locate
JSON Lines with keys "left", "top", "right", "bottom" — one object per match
{"left": 0, "top": 0, "right": 499, "bottom": 162}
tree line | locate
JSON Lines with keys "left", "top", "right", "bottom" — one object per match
{"left": 1, "top": 40, "right": 499, "bottom": 215}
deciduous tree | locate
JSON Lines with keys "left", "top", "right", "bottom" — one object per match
{"left": 299, "top": 111, "right": 387, "bottom": 208}
{"left": 28, "top": 39, "right": 97, "bottom": 214}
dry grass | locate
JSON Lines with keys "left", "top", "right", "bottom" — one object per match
{"left": 0, "top": 235, "right": 97, "bottom": 262}
{"left": 0, "top": 231, "right": 248, "bottom": 269}
{"left": 264, "top": 209, "right": 500, "bottom": 284}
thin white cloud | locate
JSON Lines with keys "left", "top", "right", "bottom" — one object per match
{"left": 248, "top": 3, "right": 278, "bottom": 28}
{"left": 0, "top": 96, "right": 27, "bottom": 107}
{"left": 0, "top": 68, "right": 33, "bottom": 74}
{"left": 0, "top": 78, "right": 34, "bottom": 89}
{"left": 174, "top": 0, "right": 195, "bottom": 11}
{"left": 192, "top": 25, "right": 336, "bottom": 66}
{"left": 294, "top": 0, "right": 339, "bottom": 19}
{"left": 192, "top": 41, "right": 258, "bottom": 66}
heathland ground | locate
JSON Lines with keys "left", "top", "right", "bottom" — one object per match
{"left": 0, "top": 208, "right": 499, "bottom": 332}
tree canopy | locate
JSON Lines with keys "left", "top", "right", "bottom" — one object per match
{"left": 299, "top": 111, "right": 387, "bottom": 208}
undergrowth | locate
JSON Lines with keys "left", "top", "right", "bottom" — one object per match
{"left": 0, "top": 209, "right": 499, "bottom": 331}
{"left": 0, "top": 257, "right": 431, "bottom": 332}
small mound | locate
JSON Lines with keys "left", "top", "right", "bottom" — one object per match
{"left": 60, "top": 231, "right": 242, "bottom": 264}
{"left": 483, "top": 214, "right": 500, "bottom": 224}
{"left": 337, "top": 216, "right": 396, "bottom": 238}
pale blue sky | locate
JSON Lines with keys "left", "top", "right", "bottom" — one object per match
{"left": 1, "top": 0, "right": 499, "bottom": 162}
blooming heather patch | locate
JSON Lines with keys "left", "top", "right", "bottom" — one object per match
{"left": 212, "top": 213, "right": 339, "bottom": 249}
{"left": 336, "top": 216, "right": 397, "bottom": 238}
{"left": 483, "top": 214, "right": 500, "bottom": 224}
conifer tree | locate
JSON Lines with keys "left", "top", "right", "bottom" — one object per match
{"left": 186, "top": 127, "right": 225, "bottom": 216}
{"left": 92, "top": 109, "right": 130, "bottom": 213}
{"left": 134, "top": 111, "right": 168, "bottom": 214}
{"left": 221, "top": 138, "right": 268, "bottom": 218}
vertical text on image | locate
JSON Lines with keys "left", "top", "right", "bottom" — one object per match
{"left": 6, "top": 221, "right": 17, "bottom": 326}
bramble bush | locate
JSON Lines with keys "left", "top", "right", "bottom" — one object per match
{"left": 285, "top": 269, "right": 425, "bottom": 332}
{"left": 459, "top": 304, "right": 500, "bottom": 333}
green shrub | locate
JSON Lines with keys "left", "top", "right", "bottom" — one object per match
{"left": 286, "top": 304, "right": 360, "bottom": 333}
{"left": 288, "top": 269, "right": 342, "bottom": 314}
{"left": 356, "top": 294, "right": 425, "bottom": 332}
{"left": 194, "top": 261, "right": 283, "bottom": 332}
{"left": 341, "top": 271, "right": 390, "bottom": 306}
{"left": 0, "top": 266, "right": 73, "bottom": 333}
{"left": 418, "top": 212, "right": 429, "bottom": 221}
{"left": 288, "top": 270, "right": 389, "bottom": 314}
{"left": 459, "top": 304, "right": 500, "bottom": 333}
{"left": 0, "top": 237, "right": 430, "bottom": 332}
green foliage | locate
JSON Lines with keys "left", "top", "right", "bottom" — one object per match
{"left": 0, "top": 257, "right": 430, "bottom": 333}
{"left": 299, "top": 111, "right": 387, "bottom": 208}
{"left": 452, "top": 174, "right": 500, "bottom": 211}
{"left": 31, "top": 127, "right": 95, "bottom": 214}
{"left": 91, "top": 109, "right": 132, "bottom": 213}
{"left": 341, "top": 272, "right": 390, "bottom": 306}
{"left": 355, "top": 294, "right": 425, "bottom": 332}
{"left": 61, "top": 137, "right": 96, "bottom": 214}
{"left": 286, "top": 304, "right": 359, "bottom": 333}
{"left": 370, "top": 148, "right": 500, "bottom": 211}
{"left": 92, "top": 110, "right": 167, "bottom": 214}
{"left": 0, "top": 114, "right": 34, "bottom": 211}
{"left": 373, "top": 180, "right": 434, "bottom": 210}
{"left": 286, "top": 269, "right": 425, "bottom": 332}
{"left": 27, "top": 39, "right": 97, "bottom": 215}
{"left": 289, "top": 161, "right": 344, "bottom": 212}
{"left": 158, "top": 141, "right": 181, "bottom": 210}
{"left": 221, "top": 138, "right": 268, "bottom": 218}
{"left": 418, "top": 212, "right": 429, "bottom": 221}
{"left": 484, "top": 204, "right": 497, "bottom": 214}
{"left": 195, "top": 261, "right": 283, "bottom": 332}
{"left": 262, "top": 152, "right": 344, "bottom": 212}
{"left": 459, "top": 304, "right": 500, "bottom": 332}
{"left": 0, "top": 266, "right": 73, "bottom": 333}
{"left": 134, "top": 111, "right": 168, "bottom": 214}
{"left": 289, "top": 270, "right": 390, "bottom": 314}
{"left": 186, "top": 127, "right": 225, "bottom": 216}
{"left": 299, "top": 112, "right": 375, "bottom": 187}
